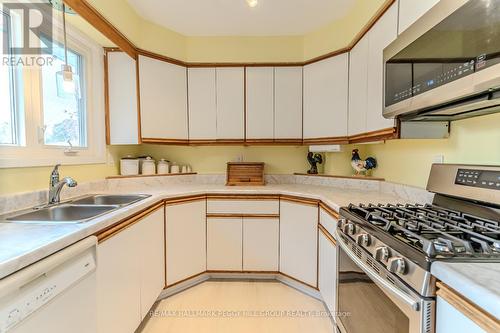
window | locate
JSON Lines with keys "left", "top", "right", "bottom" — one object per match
{"left": 0, "top": 11, "right": 17, "bottom": 145}
{"left": 41, "top": 37, "right": 86, "bottom": 147}
{"left": 0, "top": 8, "right": 105, "bottom": 168}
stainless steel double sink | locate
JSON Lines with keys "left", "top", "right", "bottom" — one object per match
{"left": 5, "top": 194, "right": 150, "bottom": 224}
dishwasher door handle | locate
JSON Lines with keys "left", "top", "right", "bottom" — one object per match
{"left": 0, "top": 236, "right": 97, "bottom": 299}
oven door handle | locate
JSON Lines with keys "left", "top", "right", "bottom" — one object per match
{"left": 338, "top": 236, "right": 421, "bottom": 311}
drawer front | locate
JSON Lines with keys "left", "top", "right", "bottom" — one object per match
{"left": 207, "top": 199, "right": 279, "bottom": 215}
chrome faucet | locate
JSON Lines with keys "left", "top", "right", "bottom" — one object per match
{"left": 48, "top": 164, "right": 77, "bottom": 205}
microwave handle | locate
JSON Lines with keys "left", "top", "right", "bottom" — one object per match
{"left": 337, "top": 236, "right": 421, "bottom": 311}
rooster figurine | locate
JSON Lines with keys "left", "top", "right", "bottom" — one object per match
{"left": 307, "top": 152, "right": 323, "bottom": 174}
{"left": 351, "top": 149, "right": 377, "bottom": 176}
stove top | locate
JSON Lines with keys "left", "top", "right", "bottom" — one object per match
{"left": 345, "top": 203, "right": 500, "bottom": 259}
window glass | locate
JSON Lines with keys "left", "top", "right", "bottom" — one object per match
{"left": 41, "top": 38, "right": 86, "bottom": 147}
{"left": 0, "top": 11, "right": 17, "bottom": 145}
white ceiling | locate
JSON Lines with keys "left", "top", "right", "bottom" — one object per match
{"left": 126, "top": 0, "right": 355, "bottom": 36}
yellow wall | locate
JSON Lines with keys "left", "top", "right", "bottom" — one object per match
{"left": 361, "top": 113, "right": 500, "bottom": 188}
{"left": 140, "top": 145, "right": 310, "bottom": 175}
{"left": 0, "top": 146, "right": 140, "bottom": 195}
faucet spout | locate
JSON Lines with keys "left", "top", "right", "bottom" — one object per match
{"left": 48, "top": 164, "right": 77, "bottom": 205}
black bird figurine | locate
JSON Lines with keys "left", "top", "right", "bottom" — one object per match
{"left": 351, "top": 149, "right": 377, "bottom": 175}
{"left": 307, "top": 152, "right": 323, "bottom": 174}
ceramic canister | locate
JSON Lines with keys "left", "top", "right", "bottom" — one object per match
{"left": 120, "top": 156, "right": 139, "bottom": 176}
{"left": 141, "top": 157, "right": 156, "bottom": 175}
{"left": 157, "top": 159, "right": 170, "bottom": 174}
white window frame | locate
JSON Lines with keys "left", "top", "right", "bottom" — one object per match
{"left": 0, "top": 8, "right": 105, "bottom": 168}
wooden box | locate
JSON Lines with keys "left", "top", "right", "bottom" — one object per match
{"left": 226, "top": 162, "right": 265, "bottom": 186}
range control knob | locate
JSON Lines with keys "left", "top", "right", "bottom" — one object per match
{"left": 342, "top": 222, "right": 356, "bottom": 235}
{"left": 338, "top": 218, "right": 347, "bottom": 229}
{"left": 356, "top": 233, "right": 371, "bottom": 247}
{"left": 375, "top": 246, "right": 390, "bottom": 262}
{"left": 387, "top": 257, "right": 407, "bottom": 275}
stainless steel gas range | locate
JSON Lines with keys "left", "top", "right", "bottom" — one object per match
{"left": 335, "top": 164, "right": 500, "bottom": 333}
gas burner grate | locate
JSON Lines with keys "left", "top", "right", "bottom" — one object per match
{"left": 346, "top": 203, "right": 500, "bottom": 257}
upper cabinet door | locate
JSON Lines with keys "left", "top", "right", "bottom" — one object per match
{"left": 366, "top": 3, "right": 398, "bottom": 132}
{"left": 303, "top": 54, "right": 349, "bottom": 139}
{"left": 106, "top": 51, "right": 139, "bottom": 145}
{"left": 188, "top": 68, "right": 217, "bottom": 140}
{"left": 216, "top": 67, "right": 245, "bottom": 140}
{"left": 348, "top": 35, "right": 369, "bottom": 136}
{"left": 138, "top": 55, "right": 188, "bottom": 140}
{"left": 398, "top": 0, "right": 440, "bottom": 34}
{"left": 246, "top": 67, "right": 275, "bottom": 140}
{"left": 274, "top": 67, "right": 303, "bottom": 140}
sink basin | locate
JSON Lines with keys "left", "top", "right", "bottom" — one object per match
{"left": 6, "top": 204, "right": 119, "bottom": 223}
{"left": 71, "top": 194, "right": 150, "bottom": 206}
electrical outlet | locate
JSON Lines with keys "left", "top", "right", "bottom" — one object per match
{"left": 235, "top": 154, "right": 243, "bottom": 162}
{"left": 432, "top": 155, "right": 444, "bottom": 164}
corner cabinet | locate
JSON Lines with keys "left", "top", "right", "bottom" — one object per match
{"left": 165, "top": 199, "right": 207, "bottom": 286}
{"left": 104, "top": 50, "right": 140, "bottom": 145}
{"left": 279, "top": 199, "right": 318, "bottom": 287}
{"left": 303, "top": 54, "right": 349, "bottom": 143}
{"left": 138, "top": 55, "right": 188, "bottom": 142}
{"left": 96, "top": 205, "right": 165, "bottom": 333}
{"left": 348, "top": 2, "right": 397, "bottom": 137}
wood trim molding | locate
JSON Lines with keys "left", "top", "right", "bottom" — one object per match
{"left": 436, "top": 282, "right": 500, "bottom": 333}
{"left": 141, "top": 138, "right": 190, "bottom": 145}
{"left": 319, "top": 202, "right": 340, "bottom": 220}
{"left": 63, "top": 0, "right": 136, "bottom": 58}
{"left": 165, "top": 271, "right": 206, "bottom": 289}
{"left": 296, "top": 173, "right": 385, "bottom": 182}
{"left": 106, "top": 172, "right": 197, "bottom": 180}
{"left": 318, "top": 224, "right": 337, "bottom": 246}
{"left": 206, "top": 194, "right": 280, "bottom": 200}
{"left": 103, "top": 51, "right": 110, "bottom": 145}
{"left": 96, "top": 201, "right": 164, "bottom": 242}
{"left": 278, "top": 271, "right": 319, "bottom": 290}
{"left": 206, "top": 213, "right": 279, "bottom": 219}
{"left": 164, "top": 195, "right": 207, "bottom": 206}
{"left": 348, "top": 127, "right": 397, "bottom": 144}
{"left": 280, "top": 195, "right": 319, "bottom": 207}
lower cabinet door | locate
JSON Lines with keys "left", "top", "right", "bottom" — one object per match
{"left": 243, "top": 218, "right": 279, "bottom": 271}
{"left": 137, "top": 208, "right": 165, "bottom": 318}
{"left": 97, "top": 225, "right": 141, "bottom": 333}
{"left": 319, "top": 231, "right": 337, "bottom": 316}
{"left": 279, "top": 200, "right": 318, "bottom": 287}
{"left": 436, "top": 296, "right": 487, "bottom": 333}
{"left": 165, "top": 200, "right": 206, "bottom": 286}
{"left": 207, "top": 218, "right": 243, "bottom": 271}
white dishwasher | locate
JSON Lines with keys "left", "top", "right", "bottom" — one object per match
{"left": 0, "top": 236, "right": 97, "bottom": 333}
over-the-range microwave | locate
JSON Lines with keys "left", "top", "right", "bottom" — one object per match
{"left": 383, "top": 0, "right": 500, "bottom": 125}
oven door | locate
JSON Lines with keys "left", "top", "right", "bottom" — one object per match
{"left": 336, "top": 234, "right": 434, "bottom": 333}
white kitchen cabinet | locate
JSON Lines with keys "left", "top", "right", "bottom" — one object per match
{"left": 246, "top": 67, "right": 275, "bottom": 140}
{"left": 207, "top": 218, "right": 243, "bottom": 271}
{"left": 165, "top": 200, "right": 206, "bottom": 286}
{"left": 436, "top": 296, "right": 486, "bottom": 333}
{"left": 138, "top": 55, "right": 188, "bottom": 140}
{"left": 243, "top": 218, "right": 279, "bottom": 271}
{"left": 137, "top": 209, "right": 165, "bottom": 319}
{"left": 188, "top": 68, "right": 217, "bottom": 140}
{"left": 303, "top": 54, "right": 349, "bottom": 139}
{"left": 216, "top": 67, "right": 245, "bottom": 140}
{"left": 97, "top": 207, "right": 164, "bottom": 333}
{"left": 279, "top": 200, "right": 318, "bottom": 287}
{"left": 274, "top": 67, "right": 303, "bottom": 140}
{"left": 398, "top": 0, "right": 440, "bottom": 34}
{"left": 348, "top": 35, "right": 369, "bottom": 136}
{"left": 106, "top": 51, "right": 139, "bottom": 144}
{"left": 366, "top": 2, "right": 397, "bottom": 132}
{"left": 319, "top": 231, "right": 337, "bottom": 316}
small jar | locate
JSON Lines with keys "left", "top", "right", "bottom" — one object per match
{"left": 170, "top": 163, "right": 180, "bottom": 174}
{"left": 141, "top": 157, "right": 156, "bottom": 175}
{"left": 157, "top": 159, "right": 170, "bottom": 174}
{"left": 120, "top": 156, "right": 139, "bottom": 176}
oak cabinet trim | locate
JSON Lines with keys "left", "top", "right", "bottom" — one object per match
{"left": 436, "top": 282, "right": 500, "bottom": 333}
